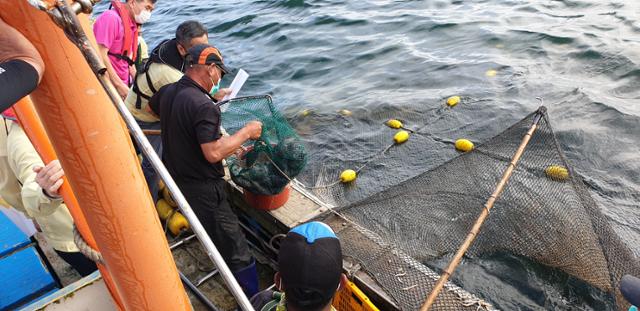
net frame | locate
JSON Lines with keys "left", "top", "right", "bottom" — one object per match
{"left": 221, "top": 95, "right": 307, "bottom": 195}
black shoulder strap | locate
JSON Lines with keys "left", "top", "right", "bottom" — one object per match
{"left": 131, "top": 61, "right": 158, "bottom": 109}
{"left": 2, "top": 117, "right": 8, "bottom": 136}
{"left": 132, "top": 74, "right": 151, "bottom": 109}
{"left": 108, "top": 51, "right": 135, "bottom": 66}
{"left": 145, "top": 69, "right": 158, "bottom": 94}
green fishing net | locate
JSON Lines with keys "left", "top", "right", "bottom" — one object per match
{"left": 221, "top": 95, "right": 307, "bottom": 195}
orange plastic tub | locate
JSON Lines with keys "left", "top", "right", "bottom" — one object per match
{"left": 236, "top": 145, "right": 291, "bottom": 210}
{"left": 244, "top": 186, "right": 290, "bottom": 211}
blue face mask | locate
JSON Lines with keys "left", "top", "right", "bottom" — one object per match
{"left": 209, "top": 69, "right": 220, "bottom": 96}
{"left": 209, "top": 81, "right": 220, "bottom": 97}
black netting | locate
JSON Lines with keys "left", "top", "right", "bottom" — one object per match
{"left": 323, "top": 214, "right": 497, "bottom": 310}
{"left": 316, "top": 109, "right": 639, "bottom": 310}
{"left": 221, "top": 95, "right": 307, "bottom": 195}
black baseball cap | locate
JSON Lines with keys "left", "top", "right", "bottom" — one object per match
{"left": 278, "top": 221, "right": 342, "bottom": 310}
{"left": 186, "top": 43, "right": 230, "bottom": 74}
{"left": 621, "top": 275, "right": 640, "bottom": 307}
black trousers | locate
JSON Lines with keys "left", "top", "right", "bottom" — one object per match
{"left": 178, "top": 178, "right": 252, "bottom": 271}
{"left": 55, "top": 250, "right": 98, "bottom": 277}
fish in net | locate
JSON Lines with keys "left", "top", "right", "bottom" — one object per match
{"left": 221, "top": 95, "right": 307, "bottom": 195}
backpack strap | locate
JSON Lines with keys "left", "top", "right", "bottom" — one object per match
{"left": 108, "top": 51, "right": 136, "bottom": 66}
{"left": 131, "top": 61, "right": 160, "bottom": 109}
{"left": 145, "top": 69, "right": 158, "bottom": 94}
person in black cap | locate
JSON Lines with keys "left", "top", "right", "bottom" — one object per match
{"left": 125, "top": 20, "right": 224, "bottom": 203}
{"left": 621, "top": 274, "right": 640, "bottom": 309}
{"left": 149, "top": 43, "right": 262, "bottom": 297}
{"left": 251, "top": 221, "right": 347, "bottom": 311}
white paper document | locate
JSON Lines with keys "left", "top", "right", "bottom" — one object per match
{"left": 222, "top": 69, "right": 249, "bottom": 103}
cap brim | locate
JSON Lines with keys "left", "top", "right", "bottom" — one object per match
{"left": 216, "top": 61, "right": 230, "bottom": 75}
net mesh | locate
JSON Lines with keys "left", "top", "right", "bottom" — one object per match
{"left": 292, "top": 104, "right": 462, "bottom": 208}
{"left": 221, "top": 95, "right": 307, "bottom": 195}
{"left": 315, "top": 109, "right": 639, "bottom": 310}
{"left": 323, "top": 213, "right": 497, "bottom": 310}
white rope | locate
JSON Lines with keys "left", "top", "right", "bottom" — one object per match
{"left": 73, "top": 226, "right": 103, "bottom": 264}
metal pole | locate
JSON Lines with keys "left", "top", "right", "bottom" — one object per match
{"left": 170, "top": 234, "right": 197, "bottom": 250}
{"left": 420, "top": 107, "right": 545, "bottom": 311}
{"left": 50, "top": 2, "right": 255, "bottom": 310}
{"left": 180, "top": 272, "right": 220, "bottom": 311}
{"left": 195, "top": 270, "right": 220, "bottom": 287}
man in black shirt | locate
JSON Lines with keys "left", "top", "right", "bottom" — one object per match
{"left": 149, "top": 43, "right": 262, "bottom": 297}
{"left": 127, "top": 20, "right": 217, "bottom": 203}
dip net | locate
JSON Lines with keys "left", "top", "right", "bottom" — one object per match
{"left": 307, "top": 108, "right": 639, "bottom": 310}
{"left": 221, "top": 95, "right": 307, "bottom": 195}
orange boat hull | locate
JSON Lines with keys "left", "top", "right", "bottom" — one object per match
{"left": 0, "top": 2, "right": 190, "bottom": 310}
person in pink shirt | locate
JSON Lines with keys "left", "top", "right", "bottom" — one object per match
{"left": 93, "top": 0, "right": 156, "bottom": 99}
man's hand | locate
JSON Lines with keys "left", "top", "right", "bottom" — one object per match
{"left": 33, "top": 160, "right": 64, "bottom": 198}
{"left": 234, "top": 145, "right": 248, "bottom": 158}
{"left": 243, "top": 121, "right": 262, "bottom": 140}
{"left": 213, "top": 88, "right": 231, "bottom": 101}
{"left": 129, "top": 65, "right": 137, "bottom": 79}
{"left": 97, "top": 44, "right": 129, "bottom": 100}
{"left": 201, "top": 122, "right": 261, "bottom": 163}
{"left": 115, "top": 81, "right": 129, "bottom": 100}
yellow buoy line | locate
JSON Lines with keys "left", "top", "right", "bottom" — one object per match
{"left": 279, "top": 96, "right": 566, "bottom": 190}
{"left": 265, "top": 141, "right": 397, "bottom": 190}
{"left": 277, "top": 97, "right": 470, "bottom": 188}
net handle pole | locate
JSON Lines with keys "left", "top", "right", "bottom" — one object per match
{"left": 46, "top": 2, "right": 255, "bottom": 310}
{"left": 420, "top": 106, "right": 546, "bottom": 311}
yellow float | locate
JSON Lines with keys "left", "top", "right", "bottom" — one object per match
{"left": 455, "top": 139, "right": 474, "bottom": 152}
{"left": 340, "top": 169, "right": 357, "bottom": 183}
{"left": 446, "top": 96, "right": 461, "bottom": 107}
{"left": 158, "top": 179, "right": 166, "bottom": 192}
{"left": 338, "top": 109, "right": 352, "bottom": 116}
{"left": 155, "top": 199, "right": 174, "bottom": 220}
{"left": 386, "top": 119, "right": 403, "bottom": 129}
{"left": 300, "top": 109, "right": 312, "bottom": 117}
{"left": 163, "top": 187, "right": 178, "bottom": 207}
{"left": 545, "top": 165, "right": 569, "bottom": 181}
{"left": 168, "top": 212, "right": 190, "bottom": 236}
{"left": 394, "top": 130, "right": 410, "bottom": 144}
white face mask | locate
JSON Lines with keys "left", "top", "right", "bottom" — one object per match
{"left": 135, "top": 9, "right": 152, "bottom": 24}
